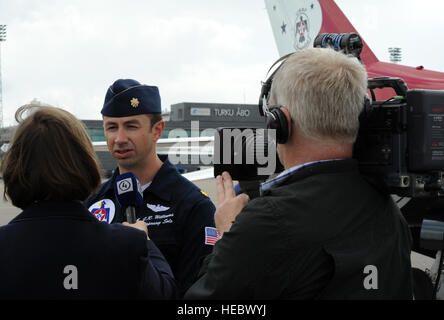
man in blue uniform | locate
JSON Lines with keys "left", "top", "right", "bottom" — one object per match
{"left": 85, "top": 79, "right": 216, "bottom": 297}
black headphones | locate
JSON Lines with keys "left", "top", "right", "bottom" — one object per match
{"left": 264, "top": 104, "right": 289, "bottom": 145}
{"left": 258, "top": 53, "right": 294, "bottom": 144}
{"left": 259, "top": 51, "right": 371, "bottom": 145}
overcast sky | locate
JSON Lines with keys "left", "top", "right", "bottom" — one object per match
{"left": 0, "top": 0, "right": 443, "bottom": 126}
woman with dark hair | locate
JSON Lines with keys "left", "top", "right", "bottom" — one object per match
{"left": 0, "top": 104, "right": 176, "bottom": 299}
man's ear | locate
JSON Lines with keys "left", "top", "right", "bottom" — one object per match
{"left": 279, "top": 107, "right": 292, "bottom": 140}
{"left": 152, "top": 120, "right": 165, "bottom": 141}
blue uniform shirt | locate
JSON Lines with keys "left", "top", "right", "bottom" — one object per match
{"left": 85, "top": 156, "right": 216, "bottom": 297}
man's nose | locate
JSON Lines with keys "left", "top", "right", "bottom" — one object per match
{"left": 114, "top": 128, "right": 129, "bottom": 144}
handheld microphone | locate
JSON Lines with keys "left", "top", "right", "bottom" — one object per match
{"left": 114, "top": 172, "right": 143, "bottom": 223}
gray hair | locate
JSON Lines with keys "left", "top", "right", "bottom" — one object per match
{"left": 270, "top": 47, "right": 368, "bottom": 144}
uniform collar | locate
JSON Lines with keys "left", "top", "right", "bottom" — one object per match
{"left": 105, "top": 155, "right": 179, "bottom": 202}
{"left": 10, "top": 200, "right": 95, "bottom": 224}
{"left": 145, "top": 155, "right": 179, "bottom": 202}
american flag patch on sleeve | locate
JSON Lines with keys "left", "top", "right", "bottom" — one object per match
{"left": 205, "top": 227, "right": 219, "bottom": 246}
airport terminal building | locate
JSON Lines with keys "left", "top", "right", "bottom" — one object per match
{"left": 0, "top": 102, "right": 266, "bottom": 175}
{"left": 164, "top": 102, "right": 265, "bottom": 138}
{"left": 78, "top": 102, "right": 266, "bottom": 140}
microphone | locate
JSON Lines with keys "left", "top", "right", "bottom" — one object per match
{"left": 114, "top": 172, "right": 143, "bottom": 223}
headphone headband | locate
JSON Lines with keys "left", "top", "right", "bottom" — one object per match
{"left": 258, "top": 53, "right": 295, "bottom": 144}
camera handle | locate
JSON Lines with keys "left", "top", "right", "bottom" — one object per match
{"left": 367, "top": 77, "right": 408, "bottom": 98}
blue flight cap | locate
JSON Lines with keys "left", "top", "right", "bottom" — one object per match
{"left": 101, "top": 79, "right": 161, "bottom": 117}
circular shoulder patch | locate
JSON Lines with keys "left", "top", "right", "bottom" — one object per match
{"left": 88, "top": 199, "right": 115, "bottom": 224}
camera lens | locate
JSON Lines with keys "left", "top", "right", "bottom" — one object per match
{"left": 313, "top": 33, "right": 363, "bottom": 58}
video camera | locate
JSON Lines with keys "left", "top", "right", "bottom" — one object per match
{"left": 355, "top": 76, "right": 444, "bottom": 198}
{"left": 214, "top": 33, "right": 444, "bottom": 198}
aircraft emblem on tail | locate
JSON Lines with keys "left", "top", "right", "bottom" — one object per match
{"left": 265, "top": 0, "right": 444, "bottom": 93}
{"left": 294, "top": 9, "right": 310, "bottom": 49}
{"left": 265, "top": 0, "right": 322, "bottom": 57}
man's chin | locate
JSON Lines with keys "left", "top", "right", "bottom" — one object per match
{"left": 116, "top": 158, "right": 137, "bottom": 171}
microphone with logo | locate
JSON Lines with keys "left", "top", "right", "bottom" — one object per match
{"left": 114, "top": 172, "right": 143, "bottom": 224}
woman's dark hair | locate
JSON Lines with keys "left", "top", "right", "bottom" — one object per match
{"left": 2, "top": 104, "right": 102, "bottom": 209}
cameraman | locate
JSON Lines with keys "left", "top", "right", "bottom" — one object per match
{"left": 185, "top": 48, "right": 413, "bottom": 299}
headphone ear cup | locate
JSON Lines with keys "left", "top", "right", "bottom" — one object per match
{"left": 266, "top": 106, "right": 289, "bottom": 144}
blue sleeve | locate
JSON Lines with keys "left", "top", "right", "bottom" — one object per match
{"left": 138, "top": 239, "right": 177, "bottom": 299}
{"left": 176, "top": 196, "right": 216, "bottom": 297}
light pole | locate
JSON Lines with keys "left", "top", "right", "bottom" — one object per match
{"left": 0, "top": 25, "right": 6, "bottom": 128}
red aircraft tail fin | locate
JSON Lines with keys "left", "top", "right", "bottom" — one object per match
{"left": 265, "top": 0, "right": 379, "bottom": 66}
{"left": 318, "top": 0, "right": 379, "bottom": 65}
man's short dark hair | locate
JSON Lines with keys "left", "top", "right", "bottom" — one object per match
{"left": 148, "top": 113, "right": 163, "bottom": 129}
{"left": 2, "top": 105, "right": 102, "bottom": 209}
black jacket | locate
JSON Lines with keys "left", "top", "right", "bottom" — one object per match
{"left": 0, "top": 200, "right": 176, "bottom": 299}
{"left": 185, "top": 159, "right": 413, "bottom": 299}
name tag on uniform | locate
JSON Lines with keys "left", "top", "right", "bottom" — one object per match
{"left": 143, "top": 203, "right": 174, "bottom": 226}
